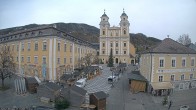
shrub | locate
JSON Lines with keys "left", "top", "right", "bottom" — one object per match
{"left": 55, "top": 98, "right": 70, "bottom": 110}
{"left": 162, "top": 96, "right": 168, "bottom": 106}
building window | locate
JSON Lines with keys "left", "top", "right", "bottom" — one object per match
{"left": 116, "top": 32, "right": 118, "bottom": 36}
{"left": 124, "top": 51, "right": 126, "bottom": 54}
{"left": 171, "top": 59, "right": 176, "bottom": 67}
{"left": 34, "top": 42, "right": 38, "bottom": 51}
{"left": 64, "top": 58, "right": 66, "bottom": 64}
{"left": 58, "top": 42, "right": 60, "bottom": 51}
{"left": 27, "top": 42, "right": 31, "bottom": 51}
{"left": 124, "top": 42, "right": 126, "bottom": 47}
{"left": 116, "top": 51, "right": 118, "bottom": 54}
{"left": 34, "top": 56, "right": 38, "bottom": 64}
{"left": 116, "top": 42, "right": 118, "bottom": 47}
{"left": 42, "top": 56, "right": 46, "bottom": 64}
{"left": 7, "top": 46, "right": 10, "bottom": 51}
{"left": 16, "top": 56, "right": 18, "bottom": 62}
{"left": 64, "top": 43, "right": 66, "bottom": 52}
{"left": 110, "top": 42, "right": 113, "bottom": 47}
{"left": 21, "top": 56, "right": 24, "bottom": 62}
{"left": 12, "top": 45, "right": 15, "bottom": 51}
{"left": 159, "top": 59, "right": 164, "bottom": 67}
{"left": 27, "top": 56, "right": 30, "bottom": 63}
{"left": 191, "top": 58, "right": 195, "bottom": 66}
{"left": 102, "top": 43, "right": 105, "bottom": 47}
{"left": 103, "top": 30, "right": 105, "bottom": 35}
{"left": 159, "top": 76, "right": 163, "bottom": 82}
{"left": 17, "top": 45, "right": 19, "bottom": 51}
{"left": 190, "top": 74, "right": 193, "bottom": 80}
{"left": 57, "top": 58, "right": 60, "bottom": 64}
{"left": 42, "top": 42, "right": 47, "bottom": 51}
{"left": 102, "top": 51, "right": 105, "bottom": 54}
{"left": 21, "top": 43, "right": 24, "bottom": 51}
{"left": 110, "top": 32, "right": 112, "bottom": 36}
{"left": 124, "top": 30, "right": 126, "bottom": 34}
{"left": 181, "top": 74, "right": 185, "bottom": 80}
{"left": 70, "top": 58, "right": 72, "bottom": 63}
{"left": 171, "top": 75, "right": 175, "bottom": 81}
{"left": 78, "top": 47, "right": 80, "bottom": 53}
{"left": 70, "top": 45, "right": 72, "bottom": 52}
{"left": 182, "top": 59, "right": 186, "bottom": 67}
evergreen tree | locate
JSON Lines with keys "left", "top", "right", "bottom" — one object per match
{"left": 107, "top": 48, "right": 114, "bottom": 67}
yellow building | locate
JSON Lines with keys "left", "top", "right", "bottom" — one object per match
{"left": 0, "top": 25, "right": 96, "bottom": 82}
{"left": 140, "top": 38, "right": 196, "bottom": 95}
{"left": 99, "top": 10, "right": 135, "bottom": 64}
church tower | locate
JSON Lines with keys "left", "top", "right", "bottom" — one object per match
{"left": 99, "top": 10, "right": 110, "bottom": 37}
{"left": 119, "top": 9, "right": 130, "bottom": 38}
{"left": 99, "top": 9, "right": 135, "bottom": 64}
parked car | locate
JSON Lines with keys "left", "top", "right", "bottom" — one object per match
{"left": 108, "top": 76, "right": 116, "bottom": 84}
{"left": 179, "top": 105, "right": 190, "bottom": 110}
{"left": 75, "top": 78, "right": 87, "bottom": 88}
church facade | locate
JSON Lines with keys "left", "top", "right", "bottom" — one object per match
{"left": 99, "top": 10, "right": 135, "bottom": 64}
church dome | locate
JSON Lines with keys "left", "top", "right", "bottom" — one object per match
{"left": 121, "top": 9, "right": 127, "bottom": 16}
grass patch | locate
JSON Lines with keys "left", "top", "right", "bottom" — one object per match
{"left": 0, "top": 86, "right": 10, "bottom": 91}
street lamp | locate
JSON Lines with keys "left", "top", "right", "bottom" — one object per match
{"left": 110, "top": 67, "right": 115, "bottom": 87}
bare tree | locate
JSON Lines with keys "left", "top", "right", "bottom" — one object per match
{"left": 177, "top": 34, "right": 191, "bottom": 45}
{"left": 81, "top": 53, "right": 96, "bottom": 67}
{"left": 0, "top": 47, "right": 16, "bottom": 87}
{"left": 92, "top": 55, "right": 99, "bottom": 64}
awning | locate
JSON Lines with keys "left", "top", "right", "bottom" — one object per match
{"left": 151, "top": 82, "right": 173, "bottom": 90}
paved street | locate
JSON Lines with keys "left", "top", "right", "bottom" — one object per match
{"left": 106, "top": 65, "right": 196, "bottom": 110}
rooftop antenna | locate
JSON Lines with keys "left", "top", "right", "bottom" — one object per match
{"left": 104, "top": 9, "right": 105, "bottom": 14}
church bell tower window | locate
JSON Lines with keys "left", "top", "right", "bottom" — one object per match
{"left": 124, "top": 30, "right": 126, "bottom": 34}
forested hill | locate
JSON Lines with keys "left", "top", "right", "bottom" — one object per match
{"left": 0, "top": 23, "right": 161, "bottom": 52}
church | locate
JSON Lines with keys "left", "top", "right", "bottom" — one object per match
{"left": 99, "top": 10, "right": 136, "bottom": 64}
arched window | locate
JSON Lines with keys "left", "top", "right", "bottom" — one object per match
{"left": 103, "top": 30, "right": 105, "bottom": 35}
{"left": 124, "top": 30, "right": 126, "bottom": 34}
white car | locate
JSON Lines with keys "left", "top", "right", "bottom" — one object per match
{"left": 75, "top": 78, "right": 87, "bottom": 88}
{"left": 179, "top": 105, "right": 189, "bottom": 110}
{"left": 108, "top": 76, "right": 116, "bottom": 83}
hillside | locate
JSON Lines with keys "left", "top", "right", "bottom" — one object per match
{"left": 130, "top": 33, "right": 161, "bottom": 52}
{"left": 0, "top": 23, "right": 161, "bottom": 52}
{"left": 0, "top": 23, "right": 99, "bottom": 43}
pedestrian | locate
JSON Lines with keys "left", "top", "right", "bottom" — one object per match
{"left": 168, "top": 101, "right": 172, "bottom": 110}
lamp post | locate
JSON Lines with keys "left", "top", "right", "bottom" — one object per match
{"left": 110, "top": 67, "right": 115, "bottom": 87}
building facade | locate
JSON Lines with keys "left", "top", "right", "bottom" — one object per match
{"left": 99, "top": 10, "right": 135, "bottom": 64}
{"left": 140, "top": 38, "right": 196, "bottom": 95}
{"left": 0, "top": 25, "right": 96, "bottom": 82}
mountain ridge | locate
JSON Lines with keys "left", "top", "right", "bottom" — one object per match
{"left": 0, "top": 23, "right": 161, "bottom": 52}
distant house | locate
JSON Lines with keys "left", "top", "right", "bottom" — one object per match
{"left": 90, "top": 91, "right": 107, "bottom": 110}
{"left": 115, "top": 63, "right": 127, "bottom": 73}
{"left": 37, "top": 82, "right": 61, "bottom": 102}
{"left": 140, "top": 38, "right": 196, "bottom": 96}
{"left": 81, "top": 66, "right": 100, "bottom": 80}
{"left": 127, "top": 71, "right": 147, "bottom": 93}
{"left": 60, "top": 74, "right": 73, "bottom": 86}
{"left": 25, "top": 77, "right": 39, "bottom": 93}
{"left": 60, "top": 85, "right": 87, "bottom": 107}
{"left": 185, "top": 43, "right": 196, "bottom": 51}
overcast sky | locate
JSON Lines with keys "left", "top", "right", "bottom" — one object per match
{"left": 0, "top": 0, "right": 196, "bottom": 43}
